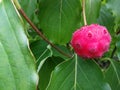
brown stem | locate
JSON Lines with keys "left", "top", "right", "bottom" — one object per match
{"left": 82, "top": 0, "right": 87, "bottom": 25}
{"left": 18, "top": 9, "right": 72, "bottom": 58}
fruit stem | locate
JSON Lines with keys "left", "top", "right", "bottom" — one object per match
{"left": 12, "top": 0, "right": 21, "bottom": 9}
{"left": 12, "top": 0, "right": 72, "bottom": 58}
{"left": 82, "top": 0, "right": 87, "bottom": 25}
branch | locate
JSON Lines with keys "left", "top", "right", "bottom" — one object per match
{"left": 13, "top": 0, "right": 72, "bottom": 58}
{"left": 82, "top": 0, "right": 87, "bottom": 25}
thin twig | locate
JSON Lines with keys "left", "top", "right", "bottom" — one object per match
{"left": 13, "top": 0, "right": 72, "bottom": 58}
{"left": 18, "top": 9, "right": 72, "bottom": 58}
{"left": 82, "top": 0, "right": 87, "bottom": 25}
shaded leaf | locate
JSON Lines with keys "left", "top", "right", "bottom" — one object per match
{"left": 38, "top": 56, "right": 64, "bottom": 90}
{"left": 0, "top": 0, "right": 38, "bottom": 90}
{"left": 97, "top": 5, "right": 115, "bottom": 57}
{"left": 46, "top": 55, "right": 111, "bottom": 90}
{"left": 116, "top": 35, "right": 120, "bottom": 60}
{"left": 36, "top": 45, "right": 52, "bottom": 73}
{"left": 30, "top": 40, "right": 52, "bottom": 73}
{"left": 30, "top": 40, "right": 72, "bottom": 60}
{"left": 38, "top": 0, "right": 81, "bottom": 44}
{"left": 97, "top": 5, "right": 115, "bottom": 34}
{"left": 30, "top": 40, "right": 48, "bottom": 59}
{"left": 18, "top": 0, "right": 37, "bottom": 21}
{"left": 51, "top": 44, "right": 72, "bottom": 60}
{"left": 85, "top": 0, "right": 101, "bottom": 24}
{"left": 105, "top": 60, "right": 120, "bottom": 90}
{"left": 106, "top": 0, "right": 120, "bottom": 34}
{"left": 106, "top": 0, "right": 120, "bottom": 24}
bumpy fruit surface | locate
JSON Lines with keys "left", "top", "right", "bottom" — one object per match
{"left": 71, "top": 24, "right": 111, "bottom": 58}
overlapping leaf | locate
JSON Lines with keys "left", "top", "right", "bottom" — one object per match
{"left": 30, "top": 40, "right": 48, "bottom": 60}
{"left": 30, "top": 40, "right": 65, "bottom": 90}
{"left": 38, "top": 57, "right": 64, "bottom": 90}
{"left": 18, "top": 0, "right": 37, "bottom": 21}
{"left": 85, "top": 0, "right": 101, "bottom": 24}
{"left": 38, "top": 0, "right": 81, "bottom": 44}
{"left": 97, "top": 5, "right": 115, "bottom": 34}
{"left": 46, "top": 55, "right": 111, "bottom": 90}
{"left": 116, "top": 35, "right": 120, "bottom": 60}
{"left": 106, "top": 0, "right": 120, "bottom": 24}
{"left": 30, "top": 39, "right": 72, "bottom": 61}
{"left": 105, "top": 60, "right": 120, "bottom": 90}
{"left": 0, "top": 0, "right": 38, "bottom": 90}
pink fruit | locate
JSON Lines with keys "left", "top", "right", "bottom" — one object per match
{"left": 71, "top": 24, "right": 111, "bottom": 58}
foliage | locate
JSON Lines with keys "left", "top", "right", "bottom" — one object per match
{"left": 0, "top": 0, "right": 120, "bottom": 90}
{"left": 0, "top": 0, "right": 38, "bottom": 90}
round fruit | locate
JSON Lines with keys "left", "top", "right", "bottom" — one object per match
{"left": 71, "top": 24, "right": 111, "bottom": 58}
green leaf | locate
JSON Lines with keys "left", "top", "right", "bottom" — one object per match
{"left": 97, "top": 5, "right": 115, "bottom": 58}
{"left": 38, "top": 0, "right": 81, "bottom": 45}
{"left": 97, "top": 5, "right": 115, "bottom": 34}
{"left": 30, "top": 40, "right": 66, "bottom": 90}
{"left": 18, "top": 0, "right": 39, "bottom": 28}
{"left": 18, "top": 0, "right": 37, "bottom": 20}
{"left": 51, "top": 45, "right": 72, "bottom": 60}
{"left": 0, "top": 0, "right": 38, "bottom": 90}
{"left": 116, "top": 35, "right": 120, "bottom": 60}
{"left": 106, "top": 0, "right": 120, "bottom": 33}
{"left": 36, "top": 45, "right": 53, "bottom": 73}
{"left": 85, "top": 0, "right": 101, "bottom": 24}
{"left": 97, "top": 1, "right": 119, "bottom": 59}
{"left": 46, "top": 55, "right": 111, "bottom": 90}
{"left": 106, "top": 0, "right": 120, "bottom": 24}
{"left": 105, "top": 60, "right": 120, "bottom": 90}
{"left": 38, "top": 56, "right": 64, "bottom": 90}
{"left": 30, "top": 40, "right": 52, "bottom": 73}
{"left": 30, "top": 40, "right": 72, "bottom": 60}
{"left": 30, "top": 40, "right": 48, "bottom": 59}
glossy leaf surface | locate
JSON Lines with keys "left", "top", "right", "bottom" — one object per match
{"left": 46, "top": 56, "right": 111, "bottom": 90}
{"left": 85, "top": 0, "right": 101, "bottom": 24}
{"left": 38, "top": 0, "right": 81, "bottom": 44}
{"left": 0, "top": 0, "right": 38, "bottom": 90}
{"left": 106, "top": 0, "right": 120, "bottom": 24}
{"left": 105, "top": 60, "right": 120, "bottom": 90}
{"left": 38, "top": 57, "right": 64, "bottom": 90}
{"left": 18, "top": 0, "right": 37, "bottom": 21}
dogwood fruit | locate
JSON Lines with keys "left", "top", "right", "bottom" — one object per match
{"left": 71, "top": 24, "right": 111, "bottom": 58}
